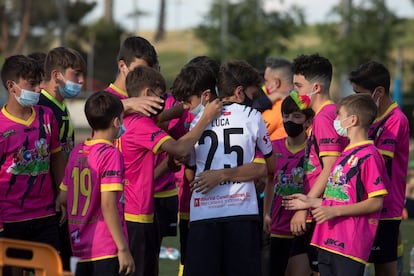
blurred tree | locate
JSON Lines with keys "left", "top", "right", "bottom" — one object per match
{"left": 104, "top": 0, "right": 114, "bottom": 24}
{"left": 318, "top": 0, "right": 403, "bottom": 76}
{"left": 0, "top": 0, "right": 96, "bottom": 57}
{"left": 154, "top": 0, "right": 166, "bottom": 42}
{"left": 194, "top": 0, "right": 304, "bottom": 69}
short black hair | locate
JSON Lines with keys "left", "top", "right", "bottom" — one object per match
{"left": 118, "top": 36, "right": 159, "bottom": 69}
{"left": 85, "top": 91, "right": 124, "bottom": 130}
{"left": 1, "top": 55, "right": 41, "bottom": 89}
{"left": 292, "top": 53, "right": 332, "bottom": 87}
{"left": 348, "top": 61, "right": 390, "bottom": 94}
{"left": 188, "top": 56, "right": 220, "bottom": 78}
{"left": 171, "top": 63, "right": 217, "bottom": 102}
{"left": 126, "top": 66, "right": 166, "bottom": 98}
{"left": 218, "top": 60, "right": 263, "bottom": 98}
{"left": 44, "top": 47, "right": 86, "bottom": 81}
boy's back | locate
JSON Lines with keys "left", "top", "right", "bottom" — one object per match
{"left": 61, "top": 139, "right": 126, "bottom": 260}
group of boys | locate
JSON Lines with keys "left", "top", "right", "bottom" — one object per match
{"left": 0, "top": 35, "right": 409, "bottom": 276}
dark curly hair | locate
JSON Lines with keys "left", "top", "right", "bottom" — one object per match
{"left": 292, "top": 53, "right": 332, "bottom": 87}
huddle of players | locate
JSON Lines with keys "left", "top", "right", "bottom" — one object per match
{"left": 0, "top": 35, "right": 409, "bottom": 276}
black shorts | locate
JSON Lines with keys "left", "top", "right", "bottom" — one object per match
{"left": 126, "top": 221, "right": 160, "bottom": 276}
{"left": 184, "top": 219, "right": 261, "bottom": 276}
{"left": 76, "top": 257, "right": 119, "bottom": 276}
{"left": 405, "top": 198, "right": 414, "bottom": 218}
{"left": 289, "top": 221, "right": 319, "bottom": 272}
{"left": 178, "top": 218, "right": 189, "bottom": 265}
{"left": 368, "top": 219, "right": 400, "bottom": 263}
{"left": 318, "top": 249, "right": 365, "bottom": 276}
{"left": 2, "top": 215, "right": 61, "bottom": 252}
{"left": 270, "top": 236, "right": 293, "bottom": 276}
{"left": 154, "top": 195, "right": 178, "bottom": 238}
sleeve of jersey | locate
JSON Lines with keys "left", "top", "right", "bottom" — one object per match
{"left": 375, "top": 115, "right": 402, "bottom": 159}
{"left": 363, "top": 154, "right": 388, "bottom": 198}
{"left": 100, "top": 147, "right": 124, "bottom": 192}
{"left": 315, "top": 113, "right": 342, "bottom": 157}
{"left": 256, "top": 116, "right": 273, "bottom": 158}
{"left": 130, "top": 116, "right": 172, "bottom": 155}
{"left": 253, "top": 149, "right": 266, "bottom": 164}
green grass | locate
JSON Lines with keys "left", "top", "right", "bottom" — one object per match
{"left": 158, "top": 219, "right": 414, "bottom": 275}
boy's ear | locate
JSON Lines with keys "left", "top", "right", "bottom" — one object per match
{"left": 142, "top": 87, "right": 151, "bottom": 97}
{"left": 113, "top": 116, "right": 120, "bottom": 128}
{"left": 6, "top": 80, "right": 14, "bottom": 91}
{"left": 234, "top": 85, "right": 244, "bottom": 101}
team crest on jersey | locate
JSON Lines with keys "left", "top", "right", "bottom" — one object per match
{"left": 262, "top": 134, "right": 270, "bottom": 144}
{"left": 43, "top": 123, "right": 52, "bottom": 135}
{"left": 194, "top": 198, "right": 200, "bottom": 207}
{"left": 347, "top": 155, "right": 358, "bottom": 167}
{"left": 7, "top": 138, "right": 50, "bottom": 175}
{"left": 2, "top": 129, "right": 17, "bottom": 137}
{"left": 71, "top": 229, "right": 80, "bottom": 244}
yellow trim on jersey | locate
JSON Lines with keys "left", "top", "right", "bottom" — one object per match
{"left": 3, "top": 213, "right": 56, "bottom": 223}
{"left": 270, "top": 233, "right": 294, "bottom": 239}
{"left": 373, "top": 102, "right": 397, "bottom": 123}
{"left": 51, "top": 146, "right": 62, "bottom": 154}
{"left": 2, "top": 105, "right": 35, "bottom": 126}
{"left": 368, "top": 189, "right": 388, "bottom": 198}
{"left": 109, "top": 83, "right": 128, "bottom": 97}
{"left": 179, "top": 212, "right": 189, "bottom": 220}
{"left": 125, "top": 213, "right": 154, "bottom": 223}
{"left": 78, "top": 254, "right": 118, "bottom": 262}
{"left": 311, "top": 243, "right": 367, "bottom": 265}
{"left": 319, "top": 151, "right": 340, "bottom": 157}
{"left": 101, "top": 183, "right": 123, "bottom": 192}
{"left": 60, "top": 183, "right": 68, "bottom": 191}
{"left": 41, "top": 89, "right": 66, "bottom": 110}
{"left": 253, "top": 157, "right": 266, "bottom": 164}
{"left": 153, "top": 136, "right": 172, "bottom": 154}
{"left": 285, "top": 139, "right": 306, "bottom": 154}
{"left": 154, "top": 188, "right": 178, "bottom": 198}
{"left": 315, "top": 100, "right": 334, "bottom": 115}
{"left": 343, "top": 140, "right": 373, "bottom": 152}
{"left": 378, "top": 149, "right": 394, "bottom": 158}
{"left": 380, "top": 217, "right": 402, "bottom": 221}
{"left": 85, "top": 138, "right": 113, "bottom": 146}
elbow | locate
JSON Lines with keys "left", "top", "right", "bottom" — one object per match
{"left": 258, "top": 165, "right": 267, "bottom": 178}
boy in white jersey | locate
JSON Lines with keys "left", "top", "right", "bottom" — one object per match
{"left": 184, "top": 60, "right": 274, "bottom": 276}
{"left": 60, "top": 91, "right": 134, "bottom": 276}
{"left": 349, "top": 61, "right": 409, "bottom": 276}
{"left": 122, "top": 65, "right": 222, "bottom": 276}
{"left": 283, "top": 93, "right": 389, "bottom": 276}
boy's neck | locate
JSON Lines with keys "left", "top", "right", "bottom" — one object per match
{"left": 378, "top": 96, "right": 394, "bottom": 116}
{"left": 287, "top": 132, "right": 307, "bottom": 148}
{"left": 311, "top": 93, "right": 331, "bottom": 113}
{"left": 92, "top": 130, "right": 115, "bottom": 142}
{"left": 347, "top": 128, "right": 367, "bottom": 146}
{"left": 113, "top": 75, "right": 126, "bottom": 93}
{"left": 43, "top": 82, "right": 65, "bottom": 103}
{"left": 4, "top": 101, "right": 33, "bottom": 120}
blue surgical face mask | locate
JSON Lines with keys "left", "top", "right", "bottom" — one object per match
{"left": 14, "top": 84, "right": 39, "bottom": 107}
{"left": 116, "top": 123, "right": 126, "bottom": 139}
{"left": 190, "top": 93, "right": 206, "bottom": 116}
{"left": 59, "top": 78, "right": 82, "bottom": 98}
{"left": 333, "top": 116, "right": 352, "bottom": 137}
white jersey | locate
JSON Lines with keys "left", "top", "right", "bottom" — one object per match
{"left": 189, "top": 103, "right": 272, "bottom": 222}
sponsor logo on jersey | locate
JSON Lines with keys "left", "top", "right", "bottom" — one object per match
{"left": 324, "top": 238, "right": 345, "bottom": 249}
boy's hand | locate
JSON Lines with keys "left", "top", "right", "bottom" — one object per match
{"left": 282, "top": 193, "right": 310, "bottom": 210}
{"left": 289, "top": 209, "right": 308, "bottom": 236}
{"left": 190, "top": 170, "right": 223, "bottom": 194}
{"left": 55, "top": 191, "right": 67, "bottom": 226}
{"left": 118, "top": 249, "right": 135, "bottom": 275}
{"left": 125, "top": 96, "right": 164, "bottom": 116}
{"left": 312, "top": 206, "right": 336, "bottom": 224}
{"left": 263, "top": 213, "right": 271, "bottom": 233}
{"left": 201, "top": 98, "right": 222, "bottom": 121}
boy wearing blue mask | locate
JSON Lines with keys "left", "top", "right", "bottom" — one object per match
{"left": 0, "top": 55, "right": 66, "bottom": 271}
{"left": 40, "top": 46, "right": 87, "bottom": 270}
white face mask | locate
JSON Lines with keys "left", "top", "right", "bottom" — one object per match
{"left": 190, "top": 93, "right": 207, "bottom": 116}
{"left": 333, "top": 116, "right": 352, "bottom": 137}
{"left": 14, "top": 83, "right": 39, "bottom": 107}
{"left": 371, "top": 90, "right": 380, "bottom": 108}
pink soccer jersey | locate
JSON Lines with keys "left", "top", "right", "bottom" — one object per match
{"left": 368, "top": 103, "right": 409, "bottom": 219}
{"left": 120, "top": 113, "right": 171, "bottom": 223}
{"left": 270, "top": 138, "right": 305, "bottom": 238}
{"left": 0, "top": 105, "right": 61, "bottom": 222}
{"left": 60, "top": 139, "right": 127, "bottom": 261}
{"left": 303, "top": 101, "right": 348, "bottom": 193}
{"left": 105, "top": 83, "right": 128, "bottom": 100}
{"left": 311, "top": 141, "right": 388, "bottom": 263}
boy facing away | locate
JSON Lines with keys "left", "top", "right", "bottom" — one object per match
{"left": 283, "top": 93, "right": 389, "bottom": 276}
{"left": 60, "top": 91, "right": 134, "bottom": 276}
